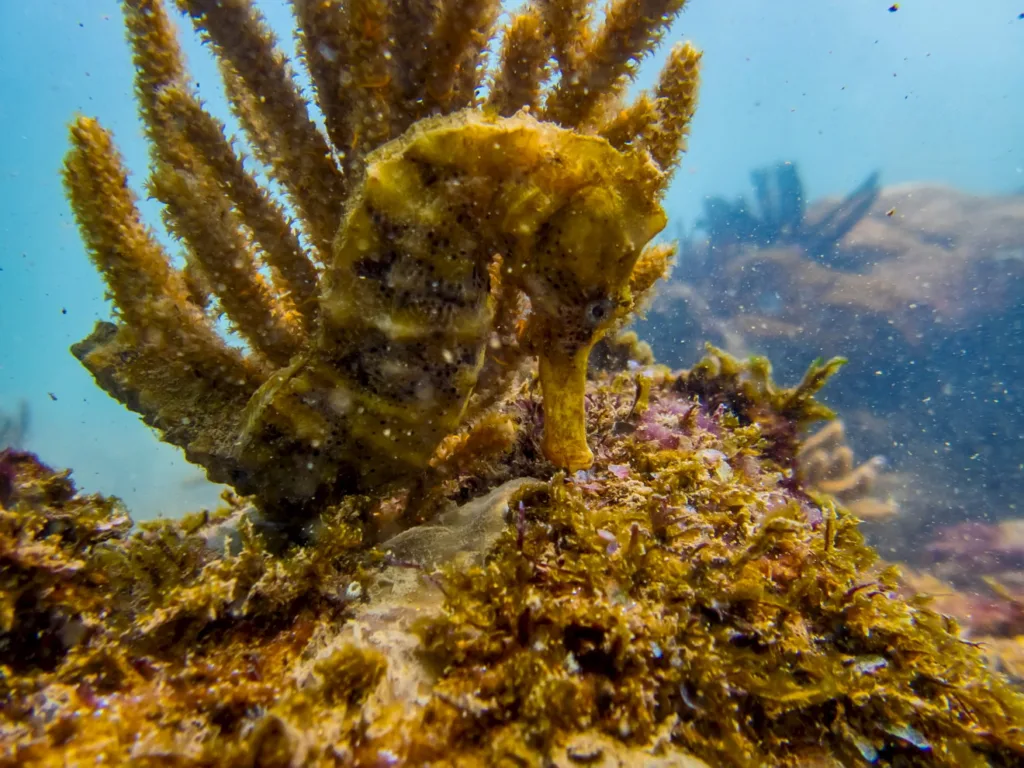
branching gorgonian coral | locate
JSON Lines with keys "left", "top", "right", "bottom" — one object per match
{"left": 64, "top": 0, "right": 701, "bottom": 517}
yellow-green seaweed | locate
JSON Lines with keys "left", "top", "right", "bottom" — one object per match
{"left": 2, "top": 350, "right": 1023, "bottom": 766}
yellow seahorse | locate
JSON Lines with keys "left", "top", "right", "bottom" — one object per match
{"left": 237, "top": 110, "right": 665, "bottom": 506}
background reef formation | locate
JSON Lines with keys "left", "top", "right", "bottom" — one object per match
{"left": 895, "top": 519, "right": 1024, "bottom": 689}
{"left": 64, "top": 0, "right": 700, "bottom": 521}
{"left": 642, "top": 168, "right": 1024, "bottom": 540}
{"left": 2, "top": 350, "right": 1024, "bottom": 766}
{"left": 637, "top": 164, "right": 1024, "bottom": 723}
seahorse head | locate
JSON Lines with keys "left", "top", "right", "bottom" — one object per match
{"left": 489, "top": 114, "right": 668, "bottom": 470}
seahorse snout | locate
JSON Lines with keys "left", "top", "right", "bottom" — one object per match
{"left": 538, "top": 340, "right": 597, "bottom": 471}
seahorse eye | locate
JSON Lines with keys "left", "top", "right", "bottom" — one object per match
{"left": 585, "top": 298, "right": 613, "bottom": 325}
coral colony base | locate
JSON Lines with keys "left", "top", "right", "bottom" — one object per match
{"left": 2, "top": 0, "right": 1023, "bottom": 764}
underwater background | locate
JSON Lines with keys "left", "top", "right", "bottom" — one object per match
{"left": 2, "top": 0, "right": 1022, "bottom": 520}
{"left": 3, "top": 1, "right": 1024, "bottom": 763}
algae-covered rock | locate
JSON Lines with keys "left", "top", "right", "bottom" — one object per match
{"left": 2, "top": 352, "right": 1023, "bottom": 766}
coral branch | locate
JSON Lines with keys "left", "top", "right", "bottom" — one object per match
{"left": 123, "top": 0, "right": 188, "bottom": 117}
{"left": 545, "top": 0, "right": 688, "bottom": 128}
{"left": 177, "top": 0, "right": 345, "bottom": 253}
{"left": 487, "top": 6, "right": 550, "bottom": 117}
{"left": 598, "top": 92, "right": 658, "bottom": 151}
{"left": 420, "top": 0, "right": 501, "bottom": 115}
{"left": 386, "top": 0, "right": 441, "bottom": 132}
{"left": 63, "top": 118, "right": 219, "bottom": 356}
{"left": 537, "top": 0, "right": 593, "bottom": 90}
{"left": 294, "top": 0, "right": 402, "bottom": 180}
{"left": 292, "top": 0, "right": 358, "bottom": 162}
{"left": 148, "top": 155, "right": 302, "bottom": 366}
{"left": 648, "top": 41, "right": 702, "bottom": 185}
{"left": 629, "top": 241, "right": 676, "bottom": 310}
{"left": 64, "top": 120, "right": 264, "bottom": 487}
{"left": 345, "top": 0, "right": 401, "bottom": 172}
{"left": 156, "top": 86, "right": 320, "bottom": 325}
{"left": 125, "top": 0, "right": 318, "bottom": 333}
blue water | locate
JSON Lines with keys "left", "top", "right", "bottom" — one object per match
{"left": 0, "top": 0, "right": 1021, "bottom": 518}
